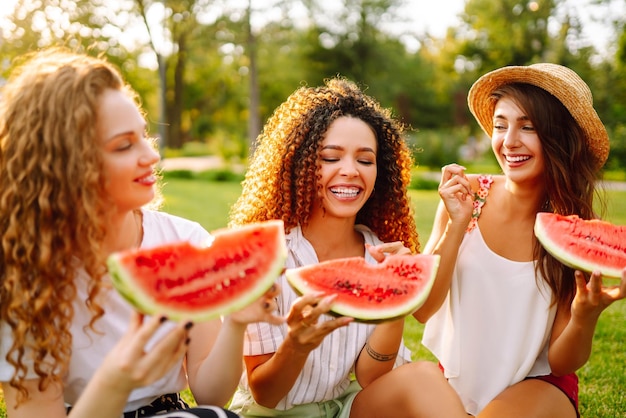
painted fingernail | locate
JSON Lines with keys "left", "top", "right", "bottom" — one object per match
{"left": 184, "top": 321, "right": 194, "bottom": 330}
{"left": 185, "top": 337, "right": 191, "bottom": 345}
{"left": 263, "top": 301, "right": 271, "bottom": 309}
{"left": 159, "top": 316, "right": 168, "bottom": 323}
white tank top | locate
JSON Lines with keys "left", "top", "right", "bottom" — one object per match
{"left": 422, "top": 226, "right": 555, "bottom": 415}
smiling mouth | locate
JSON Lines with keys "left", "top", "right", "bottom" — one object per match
{"left": 136, "top": 173, "right": 156, "bottom": 184}
{"left": 505, "top": 155, "right": 531, "bottom": 163}
{"left": 330, "top": 187, "right": 361, "bottom": 198}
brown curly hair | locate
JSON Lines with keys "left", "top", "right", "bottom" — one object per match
{"left": 0, "top": 48, "right": 154, "bottom": 403}
{"left": 229, "top": 77, "right": 419, "bottom": 253}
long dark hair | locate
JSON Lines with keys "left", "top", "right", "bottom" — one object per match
{"left": 490, "top": 83, "right": 606, "bottom": 305}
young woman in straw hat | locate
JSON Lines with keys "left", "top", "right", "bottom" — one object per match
{"left": 410, "top": 63, "right": 626, "bottom": 417}
{"left": 0, "top": 48, "right": 283, "bottom": 418}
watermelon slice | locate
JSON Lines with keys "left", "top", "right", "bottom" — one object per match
{"left": 285, "top": 254, "right": 440, "bottom": 322}
{"left": 107, "top": 220, "right": 287, "bottom": 321}
{"left": 534, "top": 212, "right": 626, "bottom": 279}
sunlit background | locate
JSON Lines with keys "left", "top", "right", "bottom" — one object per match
{"left": 1, "top": 0, "right": 626, "bottom": 174}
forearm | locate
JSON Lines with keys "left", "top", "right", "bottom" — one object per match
{"left": 414, "top": 220, "right": 466, "bottom": 322}
{"left": 247, "top": 339, "right": 309, "bottom": 408}
{"left": 67, "top": 371, "right": 132, "bottom": 418}
{"left": 189, "top": 318, "right": 247, "bottom": 406}
{"left": 548, "top": 315, "right": 599, "bottom": 375}
{"left": 354, "top": 318, "right": 404, "bottom": 387}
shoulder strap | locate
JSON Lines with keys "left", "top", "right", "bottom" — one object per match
{"left": 466, "top": 175, "right": 494, "bottom": 232}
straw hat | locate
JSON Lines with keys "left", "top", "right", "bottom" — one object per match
{"left": 467, "top": 63, "right": 609, "bottom": 168}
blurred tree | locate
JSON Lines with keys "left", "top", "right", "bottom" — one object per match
{"left": 457, "top": 0, "right": 555, "bottom": 72}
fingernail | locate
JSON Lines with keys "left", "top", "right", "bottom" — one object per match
{"left": 322, "top": 294, "right": 337, "bottom": 304}
{"left": 184, "top": 321, "right": 194, "bottom": 330}
{"left": 159, "top": 316, "right": 168, "bottom": 323}
{"left": 185, "top": 337, "right": 191, "bottom": 345}
{"left": 263, "top": 301, "right": 271, "bottom": 309}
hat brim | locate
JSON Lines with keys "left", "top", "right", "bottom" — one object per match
{"left": 467, "top": 64, "right": 609, "bottom": 169}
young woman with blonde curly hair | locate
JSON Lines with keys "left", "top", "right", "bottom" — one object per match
{"left": 228, "top": 77, "right": 445, "bottom": 417}
{"left": 0, "top": 48, "right": 282, "bottom": 418}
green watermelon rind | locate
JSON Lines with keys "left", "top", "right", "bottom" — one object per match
{"left": 285, "top": 254, "right": 440, "bottom": 322}
{"left": 534, "top": 213, "right": 625, "bottom": 279}
{"left": 107, "top": 220, "right": 287, "bottom": 322}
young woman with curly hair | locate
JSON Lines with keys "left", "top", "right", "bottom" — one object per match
{"left": 0, "top": 48, "right": 282, "bottom": 418}
{"left": 228, "top": 77, "right": 443, "bottom": 417}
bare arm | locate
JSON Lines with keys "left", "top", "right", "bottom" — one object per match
{"left": 354, "top": 318, "right": 405, "bottom": 387}
{"left": 187, "top": 285, "right": 283, "bottom": 406}
{"left": 3, "top": 313, "right": 191, "bottom": 418}
{"left": 548, "top": 269, "right": 626, "bottom": 375}
{"left": 243, "top": 293, "right": 352, "bottom": 408}
{"left": 413, "top": 165, "right": 474, "bottom": 323}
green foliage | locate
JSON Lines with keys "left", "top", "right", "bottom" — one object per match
{"left": 409, "top": 127, "right": 496, "bottom": 170}
{"left": 162, "top": 168, "right": 244, "bottom": 183}
{"left": 459, "top": 0, "right": 555, "bottom": 70}
{"left": 3, "top": 0, "right": 626, "bottom": 170}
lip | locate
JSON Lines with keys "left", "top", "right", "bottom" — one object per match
{"left": 329, "top": 184, "right": 363, "bottom": 200}
{"left": 503, "top": 153, "right": 531, "bottom": 166}
{"left": 135, "top": 171, "right": 156, "bottom": 185}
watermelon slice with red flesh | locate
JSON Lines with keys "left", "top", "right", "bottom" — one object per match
{"left": 107, "top": 220, "right": 287, "bottom": 322}
{"left": 534, "top": 213, "right": 626, "bottom": 279}
{"left": 285, "top": 254, "right": 440, "bottom": 322}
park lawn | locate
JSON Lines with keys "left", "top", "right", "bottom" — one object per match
{"left": 1, "top": 178, "right": 624, "bottom": 417}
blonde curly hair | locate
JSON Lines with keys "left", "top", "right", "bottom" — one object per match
{"left": 229, "top": 77, "right": 420, "bottom": 253}
{"left": 0, "top": 48, "right": 155, "bottom": 403}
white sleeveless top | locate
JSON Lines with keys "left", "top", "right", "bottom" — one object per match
{"left": 422, "top": 225, "right": 556, "bottom": 415}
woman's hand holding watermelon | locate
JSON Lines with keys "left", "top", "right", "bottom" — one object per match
{"left": 366, "top": 241, "right": 411, "bottom": 262}
{"left": 287, "top": 292, "right": 352, "bottom": 350}
{"left": 68, "top": 312, "right": 191, "bottom": 417}
{"left": 226, "top": 283, "right": 285, "bottom": 326}
{"left": 571, "top": 269, "right": 626, "bottom": 322}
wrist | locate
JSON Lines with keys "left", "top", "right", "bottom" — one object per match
{"left": 221, "top": 315, "right": 248, "bottom": 332}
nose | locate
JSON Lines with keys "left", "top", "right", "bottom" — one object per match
{"left": 502, "top": 128, "right": 519, "bottom": 149}
{"left": 340, "top": 159, "right": 359, "bottom": 177}
{"left": 140, "top": 140, "right": 161, "bottom": 166}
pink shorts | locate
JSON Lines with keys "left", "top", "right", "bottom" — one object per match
{"left": 438, "top": 364, "right": 579, "bottom": 416}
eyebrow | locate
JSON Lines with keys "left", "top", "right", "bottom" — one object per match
{"left": 104, "top": 130, "right": 135, "bottom": 144}
{"left": 322, "top": 145, "right": 376, "bottom": 153}
{"left": 104, "top": 122, "right": 147, "bottom": 144}
{"left": 493, "top": 114, "right": 530, "bottom": 123}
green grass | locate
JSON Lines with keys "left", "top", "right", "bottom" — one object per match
{"left": 1, "top": 179, "right": 624, "bottom": 417}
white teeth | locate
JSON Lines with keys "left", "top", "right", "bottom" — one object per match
{"left": 137, "top": 174, "right": 155, "bottom": 184}
{"left": 331, "top": 187, "right": 360, "bottom": 198}
{"left": 506, "top": 155, "right": 530, "bottom": 162}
